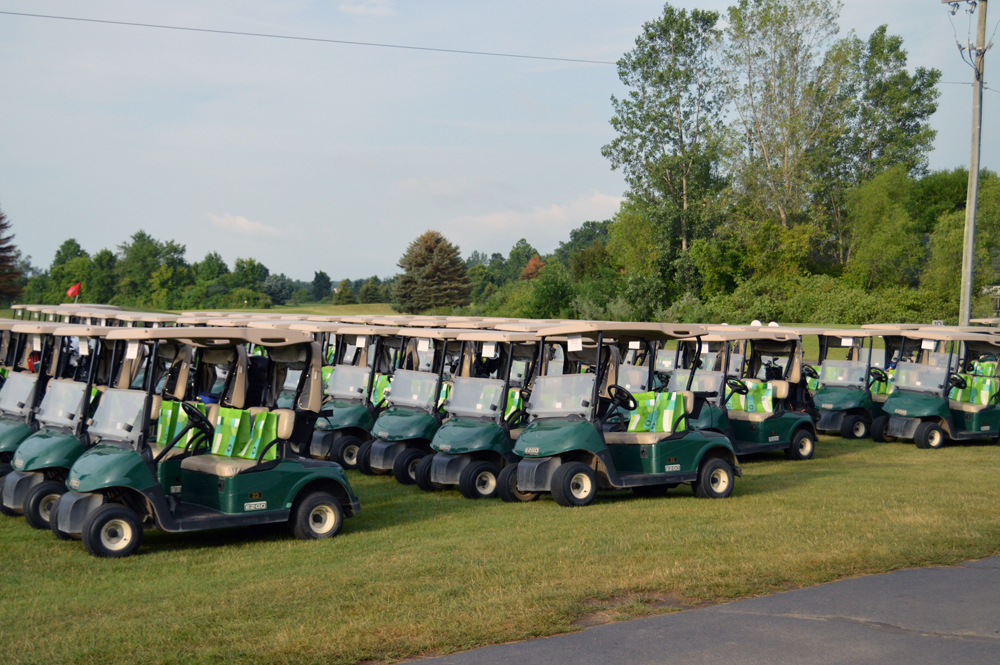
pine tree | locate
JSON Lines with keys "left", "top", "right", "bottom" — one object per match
{"left": 358, "top": 278, "right": 382, "bottom": 303}
{"left": 312, "top": 271, "right": 332, "bottom": 301}
{"left": 333, "top": 279, "right": 356, "bottom": 305}
{"left": 394, "top": 230, "right": 470, "bottom": 313}
{"left": 0, "top": 205, "right": 23, "bottom": 303}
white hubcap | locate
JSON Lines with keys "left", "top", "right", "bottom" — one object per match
{"left": 343, "top": 445, "right": 359, "bottom": 466}
{"left": 101, "top": 519, "right": 133, "bottom": 552}
{"left": 39, "top": 494, "right": 59, "bottom": 523}
{"left": 928, "top": 430, "right": 943, "bottom": 448}
{"left": 309, "top": 505, "right": 337, "bottom": 535}
{"left": 853, "top": 421, "right": 866, "bottom": 437}
{"left": 710, "top": 468, "right": 730, "bottom": 493}
{"left": 799, "top": 437, "right": 814, "bottom": 456}
{"left": 570, "top": 472, "right": 593, "bottom": 500}
{"left": 475, "top": 471, "right": 497, "bottom": 495}
{"left": 408, "top": 458, "right": 421, "bottom": 479}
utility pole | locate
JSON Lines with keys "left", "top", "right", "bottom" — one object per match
{"left": 947, "top": 0, "right": 989, "bottom": 325}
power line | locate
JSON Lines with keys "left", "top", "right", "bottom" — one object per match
{"left": 0, "top": 10, "right": 616, "bottom": 66}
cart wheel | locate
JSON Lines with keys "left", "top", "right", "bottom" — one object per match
{"left": 393, "top": 448, "right": 428, "bottom": 485}
{"left": 459, "top": 461, "right": 500, "bottom": 499}
{"left": 497, "top": 463, "right": 538, "bottom": 503}
{"left": 24, "top": 480, "right": 67, "bottom": 530}
{"left": 291, "top": 491, "right": 344, "bottom": 540}
{"left": 784, "top": 430, "right": 816, "bottom": 460}
{"left": 551, "top": 462, "right": 597, "bottom": 507}
{"left": 840, "top": 415, "right": 868, "bottom": 440}
{"left": 915, "top": 422, "right": 946, "bottom": 449}
{"left": 82, "top": 503, "right": 143, "bottom": 558}
{"left": 414, "top": 454, "right": 444, "bottom": 491}
{"left": 48, "top": 495, "right": 75, "bottom": 540}
{"left": 632, "top": 484, "right": 671, "bottom": 498}
{"left": 694, "top": 458, "right": 735, "bottom": 499}
{"left": 356, "top": 440, "right": 376, "bottom": 475}
{"left": 333, "top": 436, "right": 364, "bottom": 470}
{"left": 871, "top": 415, "right": 892, "bottom": 442}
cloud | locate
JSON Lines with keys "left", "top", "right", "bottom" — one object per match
{"left": 338, "top": 1, "right": 396, "bottom": 16}
{"left": 206, "top": 213, "right": 281, "bottom": 238}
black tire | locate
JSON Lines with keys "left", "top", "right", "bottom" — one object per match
{"left": 290, "top": 490, "right": 344, "bottom": 540}
{"left": 393, "top": 448, "right": 428, "bottom": 485}
{"left": 693, "top": 457, "right": 735, "bottom": 499}
{"left": 840, "top": 415, "right": 868, "bottom": 440}
{"left": 356, "top": 440, "right": 377, "bottom": 475}
{"left": 551, "top": 462, "right": 598, "bottom": 507}
{"left": 632, "top": 484, "right": 671, "bottom": 498}
{"left": 81, "top": 503, "right": 143, "bottom": 558}
{"left": 497, "top": 463, "right": 538, "bottom": 503}
{"left": 48, "top": 495, "right": 74, "bottom": 540}
{"left": 915, "top": 422, "right": 947, "bottom": 450}
{"left": 0, "top": 474, "right": 17, "bottom": 517}
{"left": 414, "top": 454, "right": 444, "bottom": 492}
{"left": 458, "top": 461, "right": 501, "bottom": 500}
{"left": 871, "top": 415, "right": 892, "bottom": 443}
{"left": 784, "top": 429, "right": 816, "bottom": 460}
{"left": 333, "top": 435, "right": 364, "bottom": 470}
{"left": 23, "top": 480, "right": 66, "bottom": 530}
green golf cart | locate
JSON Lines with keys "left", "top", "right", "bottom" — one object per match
{"left": 667, "top": 329, "right": 818, "bottom": 461}
{"left": 1, "top": 325, "right": 120, "bottom": 527}
{"left": 53, "top": 326, "right": 359, "bottom": 558}
{"left": 870, "top": 329, "right": 1000, "bottom": 448}
{"left": 500, "top": 322, "right": 742, "bottom": 507}
{"left": 359, "top": 327, "right": 475, "bottom": 484}
{"left": 416, "top": 329, "right": 539, "bottom": 499}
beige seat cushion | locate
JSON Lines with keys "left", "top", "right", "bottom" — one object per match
{"left": 872, "top": 393, "right": 889, "bottom": 403}
{"left": 274, "top": 409, "right": 295, "bottom": 439}
{"left": 770, "top": 381, "right": 790, "bottom": 399}
{"left": 949, "top": 400, "right": 992, "bottom": 413}
{"left": 677, "top": 391, "right": 695, "bottom": 414}
{"left": 604, "top": 431, "right": 674, "bottom": 444}
{"left": 727, "top": 410, "right": 772, "bottom": 422}
{"left": 150, "top": 395, "right": 162, "bottom": 421}
{"left": 181, "top": 454, "right": 259, "bottom": 478}
{"left": 149, "top": 443, "right": 187, "bottom": 460}
{"left": 509, "top": 428, "right": 523, "bottom": 440}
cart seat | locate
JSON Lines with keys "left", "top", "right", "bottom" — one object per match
{"left": 604, "top": 431, "right": 676, "bottom": 444}
{"left": 949, "top": 400, "right": 993, "bottom": 413}
{"left": 871, "top": 392, "right": 889, "bottom": 403}
{"left": 510, "top": 428, "right": 523, "bottom": 440}
{"left": 726, "top": 410, "right": 772, "bottom": 422}
{"left": 149, "top": 443, "right": 188, "bottom": 460}
{"left": 180, "top": 454, "right": 259, "bottom": 477}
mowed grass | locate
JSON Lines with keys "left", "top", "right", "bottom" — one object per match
{"left": 2, "top": 436, "right": 1000, "bottom": 664}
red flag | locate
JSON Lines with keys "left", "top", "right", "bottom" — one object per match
{"left": 66, "top": 282, "right": 81, "bottom": 298}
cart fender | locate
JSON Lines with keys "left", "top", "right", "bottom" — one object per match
{"left": 432, "top": 418, "right": 508, "bottom": 456}
{"left": 0, "top": 418, "right": 33, "bottom": 455}
{"left": 693, "top": 443, "right": 741, "bottom": 477}
{"left": 368, "top": 440, "right": 407, "bottom": 471}
{"left": 67, "top": 443, "right": 159, "bottom": 494}
{"left": 322, "top": 401, "right": 375, "bottom": 432}
{"left": 514, "top": 419, "right": 605, "bottom": 458}
{"left": 429, "top": 452, "right": 472, "bottom": 485}
{"left": 310, "top": 430, "right": 337, "bottom": 459}
{"left": 54, "top": 490, "right": 105, "bottom": 537}
{"left": 1, "top": 469, "right": 44, "bottom": 513}
{"left": 371, "top": 407, "right": 440, "bottom": 442}
{"left": 815, "top": 410, "right": 846, "bottom": 433}
{"left": 284, "top": 464, "right": 360, "bottom": 516}
{"left": 12, "top": 430, "right": 84, "bottom": 473}
{"left": 886, "top": 416, "right": 921, "bottom": 440}
{"left": 517, "top": 456, "right": 563, "bottom": 493}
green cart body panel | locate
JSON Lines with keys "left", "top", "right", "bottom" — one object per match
{"left": 514, "top": 419, "right": 606, "bottom": 458}
{"left": 14, "top": 429, "right": 85, "bottom": 474}
{"left": 882, "top": 390, "right": 950, "bottom": 421}
{"left": 606, "top": 432, "right": 727, "bottom": 476}
{"left": 812, "top": 385, "right": 872, "bottom": 412}
{"left": 730, "top": 412, "right": 811, "bottom": 446}
{"left": 688, "top": 403, "right": 729, "bottom": 433}
{"left": 372, "top": 406, "right": 440, "bottom": 443}
{"left": 0, "top": 418, "right": 33, "bottom": 455}
{"left": 951, "top": 406, "right": 1000, "bottom": 435}
{"left": 157, "top": 458, "right": 186, "bottom": 496}
{"left": 69, "top": 443, "right": 159, "bottom": 493}
{"left": 432, "top": 418, "right": 510, "bottom": 456}
{"left": 318, "top": 400, "right": 375, "bottom": 433}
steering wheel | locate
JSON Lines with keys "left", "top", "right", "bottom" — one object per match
{"left": 803, "top": 364, "right": 819, "bottom": 379}
{"left": 726, "top": 378, "right": 749, "bottom": 395}
{"left": 869, "top": 368, "right": 889, "bottom": 383}
{"left": 948, "top": 374, "right": 968, "bottom": 390}
{"left": 606, "top": 384, "right": 637, "bottom": 411}
{"left": 182, "top": 402, "right": 215, "bottom": 437}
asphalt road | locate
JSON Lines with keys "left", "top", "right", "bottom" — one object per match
{"left": 421, "top": 557, "right": 1000, "bottom": 665}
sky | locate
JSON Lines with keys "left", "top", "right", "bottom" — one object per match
{"left": 0, "top": 0, "right": 996, "bottom": 282}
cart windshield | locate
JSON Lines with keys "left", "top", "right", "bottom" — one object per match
{"left": 819, "top": 360, "right": 868, "bottom": 388}
{"left": 526, "top": 374, "right": 596, "bottom": 418}
{"left": 892, "top": 362, "right": 948, "bottom": 394}
{"left": 667, "top": 369, "right": 724, "bottom": 395}
{"left": 325, "top": 365, "right": 371, "bottom": 400}
{"left": 35, "top": 380, "right": 88, "bottom": 427}
{"left": 387, "top": 369, "right": 440, "bottom": 409}
{"left": 863, "top": 348, "right": 886, "bottom": 368}
{"left": 0, "top": 372, "right": 37, "bottom": 418}
{"left": 655, "top": 350, "right": 675, "bottom": 372}
{"left": 447, "top": 377, "right": 505, "bottom": 418}
{"left": 617, "top": 365, "right": 649, "bottom": 393}
{"left": 88, "top": 388, "right": 146, "bottom": 441}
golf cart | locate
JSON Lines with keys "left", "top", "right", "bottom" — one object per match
{"left": 870, "top": 330, "right": 1000, "bottom": 448}
{"left": 359, "top": 327, "right": 476, "bottom": 484}
{"left": 293, "top": 323, "right": 400, "bottom": 470}
{"left": 1, "top": 326, "right": 118, "bottom": 527}
{"left": 53, "top": 326, "right": 359, "bottom": 558}
{"left": 502, "top": 323, "right": 741, "bottom": 507}
{"left": 416, "top": 329, "right": 539, "bottom": 499}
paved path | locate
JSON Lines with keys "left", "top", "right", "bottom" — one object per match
{"left": 422, "top": 558, "right": 1000, "bottom": 665}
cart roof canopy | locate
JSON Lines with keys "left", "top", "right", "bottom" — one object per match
{"left": 861, "top": 323, "right": 924, "bottom": 330}
{"left": 12, "top": 322, "right": 77, "bottom": 334}
{"left": 917, "top": 326, "right": 1000, "bottom": 334}
{"left": 900, "top": 330, "right": 1000, "bottom": 344}
{"left": 696, "top": 329, "right": 800, "bottom": 343}
{"left": 105, "top": 326, "right": 313, "bottom": 347}
{"left": 52, "top": 326, "right": 116, "bottom": 338}
{"left": 537, "top": 322, "right": 706, "bottom": 343}
{"left": 397, "top": 327, "right": 483, "bottom": 340}
{"left": 297, "top": 323, "right": 402, "bottom": 336}
{"left": 454, "top": 330, "right": 541, "bottom": 343}
{"left": 820, "top": 329, "right": 899, "bottom": 339}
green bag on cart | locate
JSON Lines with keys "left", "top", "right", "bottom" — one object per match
{"left": 211, "top": 408, "right": 251, "bottom": 457}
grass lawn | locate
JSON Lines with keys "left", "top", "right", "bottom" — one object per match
{"left": 2, "top": 435, "right": 999, "bottom": 664}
